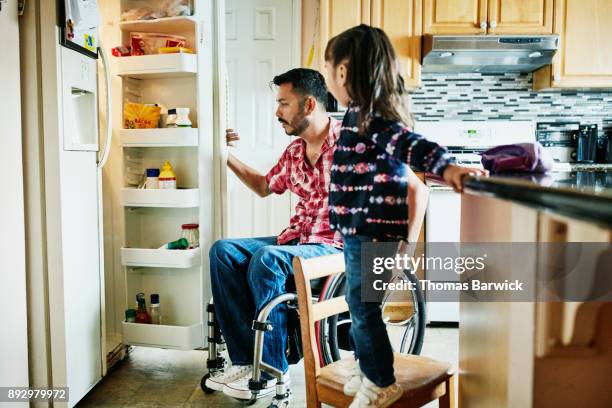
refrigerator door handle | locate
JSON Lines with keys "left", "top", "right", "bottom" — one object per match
{"left": 97, "top": 42, "right": 112, "bottom": 168}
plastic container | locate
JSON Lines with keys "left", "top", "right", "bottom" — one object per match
{"left": 181, "top": 223, "right": 199, "bottom": 248}
{"left": 145, "top": 168, "right": 160, "bottom": 189}
{"left": 125, "top": 309, "right": 137, "bottom": 323}
{"left": 165, "top": 238, "right": 189, "bottom": 250}
{"left": 159, "top": 160, "right": 177, "bottom": 189}
{"left": 150, "top": 294, "right": 162, "bottom": 325}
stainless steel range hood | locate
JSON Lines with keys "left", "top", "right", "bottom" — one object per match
{"left": 422, "top": 35, "right": 559, "bottom": 73}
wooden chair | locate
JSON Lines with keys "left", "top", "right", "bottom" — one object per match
{"left": 293, "top": 253, "right": 456, "bottom": 408}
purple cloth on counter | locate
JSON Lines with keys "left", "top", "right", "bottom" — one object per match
{"left": 480, "top": 142, "right": 553, "bottom": 174}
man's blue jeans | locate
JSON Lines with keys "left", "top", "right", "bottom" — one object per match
{"left": 209, "top": 236, "right": 340, "bottom": 374}
{"left": 343, "top": 235, "right": 396, "bottom": 387}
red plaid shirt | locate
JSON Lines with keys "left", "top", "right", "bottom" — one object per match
{"left": 265, "top": 118, "right": 343, "bottom": 248}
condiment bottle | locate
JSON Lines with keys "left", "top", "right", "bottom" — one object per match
{"left": 135, "top": 293, "right": 151, "bottom": 324}
{"left": 150, "top": 294, "right": 161, "bottom": 325}
{"left": 159, "top": 160, "right": 177, "bottom": 189}
{"left": 145, "top": 168, "right": 160, "bottom": 189}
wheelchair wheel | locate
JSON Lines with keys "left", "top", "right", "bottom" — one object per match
{"left": 200, "top": 373, "right": 216, "bottom": 394}
{"left": 318, "top": 270, "right": 426, "bottom": 366}
{"left": 396, "top": 270, "right": 426, "bottom": 355}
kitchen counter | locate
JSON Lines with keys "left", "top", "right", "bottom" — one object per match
{"left": 463, "top": 171, "right": 612, "bottom": 228}
{"left": 456, "top": 170, "right": 612, "bottom": 408}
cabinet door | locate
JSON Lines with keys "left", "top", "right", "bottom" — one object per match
{"left": 423, "top": 0, "right": 488, "bottom": 34}
{"left": 319, "top": 0, "right": 371, "bottom": 67}
{"left": 371, "top": 0, "right": 422, "bottom": 88}
{"left": 488, "top": 0, "right": 553, "bottom": 34}
{"left": 533, "top": 0, "right": 612, "bottom": 90}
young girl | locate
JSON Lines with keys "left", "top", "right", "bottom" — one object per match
{"left": 324, "top": 25, "right": 485, "bottom": 407}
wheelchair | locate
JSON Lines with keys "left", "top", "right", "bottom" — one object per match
{"left": 200, "top": 267, "right": 426, "bottom": 407}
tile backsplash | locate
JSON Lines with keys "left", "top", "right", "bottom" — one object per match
{"left": 410, "top": 73, "right": 612, "bottom": 136}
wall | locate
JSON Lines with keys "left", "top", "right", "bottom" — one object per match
{"left": 0, "top": 0, "right": 29, "bottom": 398}
{"left": 411, "top": 73, "right": 612, "bottom": 135}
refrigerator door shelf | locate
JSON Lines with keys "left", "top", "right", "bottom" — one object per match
{"left": 121, "top": 188, "right": 200, "bottom": 208}
{"left": 117, "top": 53, "right": 197, "bottom": 79}
{"left": 118, "top": 16, "right": 198, "bottom": 33}
{"left": 121, "top": 322, "right": 204, "bottom": 350}
{"left": 120, "top": 128, "right": 199, "bottom": 147}
{"left": 121, "top": 247, "right": 201, "bottom": 268}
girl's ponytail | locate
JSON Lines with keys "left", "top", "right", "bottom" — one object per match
{"left": 325, "top": 24, "right": 413, "bottom": 130}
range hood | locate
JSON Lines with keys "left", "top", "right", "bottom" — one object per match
{"left": 422, "top": 35, "right": 559, "bottom": 73}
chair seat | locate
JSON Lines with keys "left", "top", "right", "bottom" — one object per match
{"left": 317, "top": 353, "right": 455, "bottom": 407}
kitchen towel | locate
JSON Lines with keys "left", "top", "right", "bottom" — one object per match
{"left": 480, "top": 142, "right": 553, "bottom": 174}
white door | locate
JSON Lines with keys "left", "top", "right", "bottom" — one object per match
{"left": 225, "top": 0, "right": 300, "bottom": 238}
{"left": 0, "top": 0, "right": 29, "bottom": 401}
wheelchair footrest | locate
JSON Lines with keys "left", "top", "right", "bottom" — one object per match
{"left": 248, "top": 378, "right": 266, "bottom": 391}
{"left": 206, "top": 357, "right": 225, "bottom": 370}
{"left": 269, "top": 387, "right": 292, "bottom": 408}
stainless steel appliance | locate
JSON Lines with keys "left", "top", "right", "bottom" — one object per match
{"left": 536, "top": 122, "right": 580, "bottom": 163}
{"left": 597, "top": 130, "right": 612, "bottom": 164}
{"left": 577, "top": 124, "right": 598, "bottom": 163}
{"left": 414, "top": 121, "right": 535, "bottom": 323}
{"left": 422, "top": 35, "right": 559, "bottom": 73}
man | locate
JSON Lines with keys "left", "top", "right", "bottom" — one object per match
{"left": 206, "top": 68, "right": 343, "bottom": 400}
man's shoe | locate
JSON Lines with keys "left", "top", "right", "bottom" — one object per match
{"left": 223, "top": 372, "right": 291, "bottom": 401}
{"left": 348, "top": 377, "right": 402, "bottom": 408}
{"left": 204, "top": 364, "right": 253, "bottom": 392}
{"left": 343, "top": 360, "right": 362, "bottom": 396}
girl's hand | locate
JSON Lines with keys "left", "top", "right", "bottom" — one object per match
{"left": 442, "top": 164, "right": 488, "bottom": 193}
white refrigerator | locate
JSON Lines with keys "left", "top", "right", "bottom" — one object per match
{"left": 32, "top": 0, "right": 113, "bottom": 404}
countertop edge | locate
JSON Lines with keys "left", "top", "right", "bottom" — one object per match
{"left": 462, "top": 175, "right": 612, "bottom": 229}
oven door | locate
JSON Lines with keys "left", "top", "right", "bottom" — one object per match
{"left": 425, "top": 182, "right": 460, "bottom": 323}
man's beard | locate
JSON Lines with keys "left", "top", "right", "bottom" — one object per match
{"left": 280, "top": 115, "right": 310, "bottom": 136}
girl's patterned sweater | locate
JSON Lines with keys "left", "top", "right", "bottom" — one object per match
{"left": 329, "top": 105, "right": 454, "bottom": 240}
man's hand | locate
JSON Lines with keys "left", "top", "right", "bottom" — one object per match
{"left": 442, "top": 164, "right": 488, "bottom": 193}
{"left": 226, "top": 128, "right": 240, "bottom": 147}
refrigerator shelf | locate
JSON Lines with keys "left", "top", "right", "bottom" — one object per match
{"left": 121, "top": 321, "right": 204, "bottom": 350}
{"left": 121, "top": 188, "right": 200, "bottom": 208}
{"left": 116, "top": 53, "right": 197, "bottom": 79}
{"left": 120, "top": 128, "right": 199, "bottom": 147}
{"left": 119, "top": 16, "right": 198, "bottom": 33}
{"left": 121, "top": 247, "right": 201, "bottom": 268}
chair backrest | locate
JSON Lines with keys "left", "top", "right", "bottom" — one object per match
{"left": 293, "top": 253, "right": 348, "bottom": 380}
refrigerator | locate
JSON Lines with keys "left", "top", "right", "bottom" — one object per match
{"left": 29, "top": 0, "right": 113, "bottom": 404}
{"left": 24, "top": 0, "right": 225, "bottom": 405}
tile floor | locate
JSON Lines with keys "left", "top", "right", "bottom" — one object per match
{"left": 78, "top": 327, "right": 458, "bottom": 407}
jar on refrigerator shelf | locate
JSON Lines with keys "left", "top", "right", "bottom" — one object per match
{"left": 150, "top": 294, "right": 162, "bottom": 325}
{"left": 145, "top": 168, "right": 160, "bottom": 189}
{"left": 181, "top": 223, "right": 199, "bottom": 248}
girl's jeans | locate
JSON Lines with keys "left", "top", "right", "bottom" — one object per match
{"left": 343, "top": 234, "right": 396, "bottom": 387}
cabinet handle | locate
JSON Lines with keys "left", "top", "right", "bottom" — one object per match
{"left": 480, "top": 21, "right": 488, "bottom": 31}
{"left": 490, "top": 21, "right": 497, "bottom": 29}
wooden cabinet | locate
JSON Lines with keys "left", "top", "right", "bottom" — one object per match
{"left": 319, "top": 0, "right": 371, "bottom": 63}
{"left": 320, "top": 0, "right": 422, "bottom": 88}
{"left": 534, "top": 0, "right": 612, "bottom": 90}
{"left": 371, "top": 0, "right": 422, "bottom": 88}
{"left": 424, "top": 0, "right": 487, "bottom": 34}
{"left": 423, "top": 0, "right": 552, "bottom": 35}
{"left": 488, "top": 0, "right": 553, "bottom": 34}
